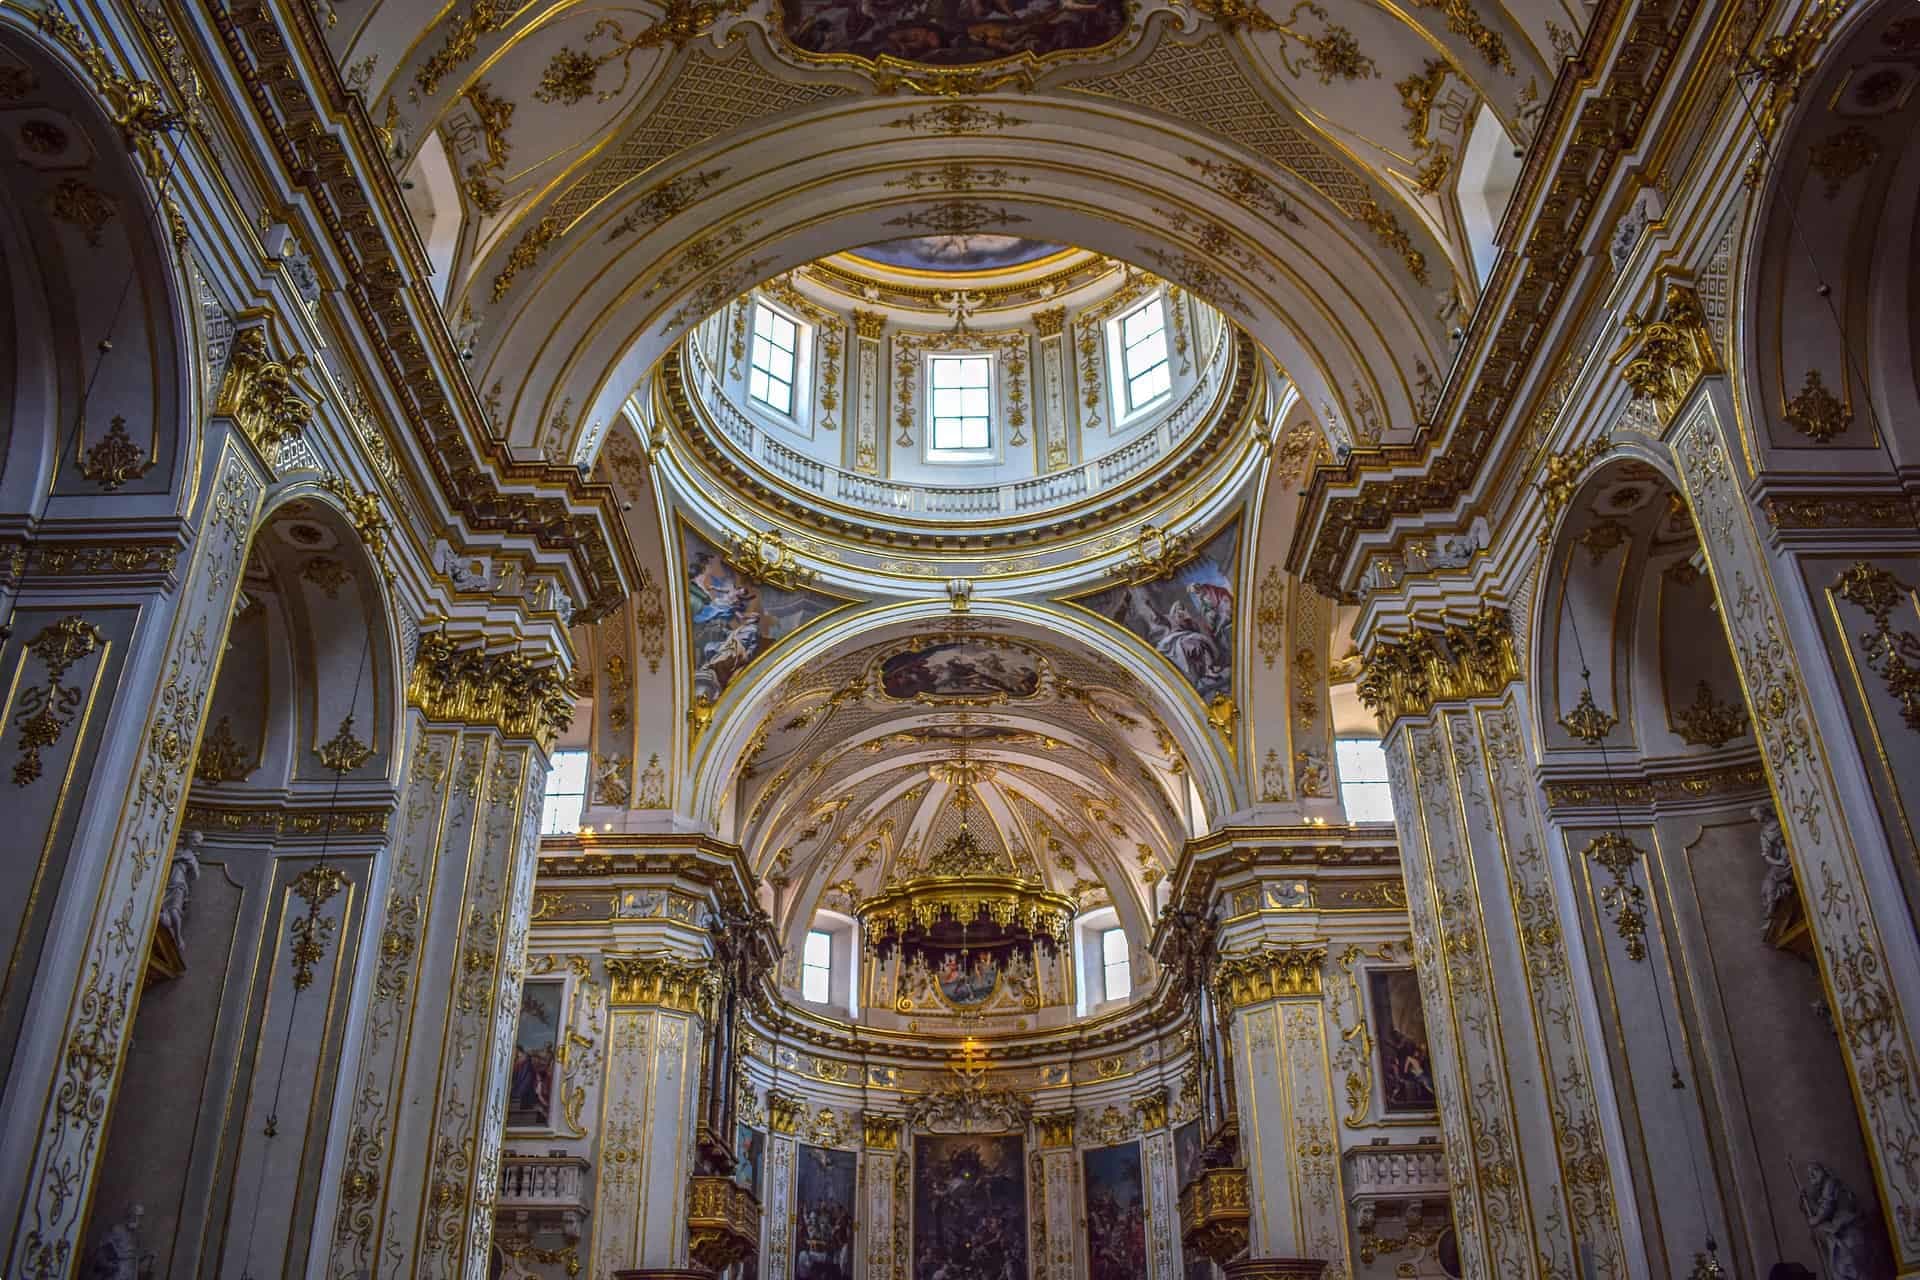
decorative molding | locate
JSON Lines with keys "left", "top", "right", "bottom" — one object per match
{"left": 11, "top": 616, "right": 105, "bottom": 787}
{"left": 1357, "top": 607, "right": 1518, "bottom": 726}
{"left": 194, "top": 715, "right": 256, "bottom": 783}
{"left": 604, "top": 952, "right": 718, "bottom": 1014}
{"left": 862, "top": 1111, "right": 903, "bottom": 1151}
{"left": 1671, "top": 680, "right": 1749, "bottom": 747}
{"left": 406, "top": 632, "right": 572, "bottom": 747}
{"left": 215, "top": 327, "right": 312, "bottom": 455}
{"left": 77, "top": 416, "right": 156, "bottom": 492}
{"left": 1613, "top": 283, "right": 1718, "bottom": 426}
{"left": 1809, "top": 124, "right": 1882, "bottom": 198}
{"left": 1833, "top": 563, "right": 1920, "bottom": 731}
{"left": 288, "top": 863, "right": 349, "bottom": 989}
{"left": 1557, "top": 689, "right": 1618, "bottom": 744}
{"left": 1583, "top": 833, "right": 1648, "bottom": 962}
{"left": 316, "top": 713, "right": 375, "bottom": 773}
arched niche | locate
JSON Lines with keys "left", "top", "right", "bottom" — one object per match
{"left": 0, "top": 20, "right": 199, "bottom": 521}
{"left": 86, "top": 492, "right": 402, "bottom": 1278}
{"left": 1532, "top": 455, "right": 1889, "bottom": 1277}
{"left": 1739, "top": 0, "right": 1920, "bottom": 469}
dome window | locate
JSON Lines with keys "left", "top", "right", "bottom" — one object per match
{"left": 748, "top": 302, "right": 801, "bottom": 417}
{"left": 927, "top": 354, "right": 994, "bottom": 456}
{"left": 1116, "top": 297, "right": 1172, "bottom": 415}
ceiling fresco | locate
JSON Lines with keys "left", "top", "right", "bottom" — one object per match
{"left": 777, "top": 0, "right": 1129, "bottom": 66}
{"left": 845, "top": 235, "right": 1069, "bottom": 273}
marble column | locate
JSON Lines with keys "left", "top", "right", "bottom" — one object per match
{"left": 861, "top": 1112, "right": 902, "bottom": 1279}
{"left": 1, "top": 431, "right": 267, "bottom": 1280}
{"left": 314, "top": 634, "right": 565, "bottom": 1279}
{"left": 1034, "top": 1115, "right": 1079, "bottom": 1280}
{"left": 1364, "top": 615, "right": 1629, "bottom": 1278}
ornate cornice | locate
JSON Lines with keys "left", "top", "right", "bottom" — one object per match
{"left": 1288, "top": 0, "right": 1701, "bottom": 597}
{"left": 209, "top": 3, "right": 634, "bottom": 619}
{"left": 1539, "top": 759, "right": 1767, "bottom": 811}
{"left": 184, "top": 801, "right": 390, "bottom": 838}
{"left": 1356, "top": 607, "right": 1520, "bottom": 727}
{"left": 1610, "top": 282, "right": 1718, "bottom": 426}
{"left": 405, "top": 632, "right": 572, "bottom": 747}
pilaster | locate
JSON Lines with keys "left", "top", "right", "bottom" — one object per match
{"left": 1672, "top": 386, "right": 1920, "bottom": 1271}
{"left": 2, "top": 431, "right": 267, "bottom": 1280}
{"left": 315, "top": 635, "right": 566, "bottom": 1280}
{"left": 1365, "top": 618, "right": 1627, "bottom": 1278}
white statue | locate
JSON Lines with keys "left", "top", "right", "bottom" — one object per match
{"left": 1753, "top": 803, "right": 1796, "bottom": 929}
{"left": 83, "top": 1202, "right": 150, "bottom": 1280}
{"left": 1801, "top": 1161, "right": 1873, "bottom": 1280}
{"left": 157, "top": 831, "right": 203, "bottom": 956}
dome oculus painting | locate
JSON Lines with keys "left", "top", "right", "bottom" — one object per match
{"left": 778, "top": 0, "right": 1128, "bottom": 66}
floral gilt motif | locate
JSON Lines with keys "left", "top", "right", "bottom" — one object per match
{"left": 1783, "top": 368, "right": 1849, "bottom": 443}
{"left": 79, "top": 416, "right": 156, "bottom": 492}
{"left": 12, "top": 616, "right": 105, "bottom": 786}
{"left": 1833, "top": 562, "right": 1920, "bottom": 732}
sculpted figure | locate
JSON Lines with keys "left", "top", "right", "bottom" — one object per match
{"left": 1753, "top": 803, "right": 1796, "bottom": 929}
{"left": 1802, "top": 1161, "right": 1871, "bottom": 1280}
{"left": 82, "top": 1202, "right": 150, "bottom": 1280}
{"left": 157, "top": 830, "right": 204, "bottom": 955}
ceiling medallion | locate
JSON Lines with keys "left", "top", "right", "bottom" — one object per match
{"left": 767, "top": 0, "right": 1134, "bottom": 95}
{"left": 1123, "top": 523, "right": 1192, "bottom": 584}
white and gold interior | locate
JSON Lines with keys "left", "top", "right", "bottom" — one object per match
{"left": 3, "top": 0, "right": 1919, "bottom": 1278}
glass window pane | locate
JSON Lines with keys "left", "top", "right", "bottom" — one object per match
{"left": 960, "top": 387, "right": 989, "bottom": 416}
{"left": 1336, "top": 738, "right": 1390, "bottom": 783}
{"left": 1101, "top": 927, "right": 1127, "bottom": 965}
{"left": 959, "top": 420, "right": 987, "bottom": 449}
{"left": 1128, "top": 330, "right": 1168, "bottom": 367}
{"left": 804, "top": 929, "right": 832, "bottom": 968}
{"left": 753, "top": 305, "right": 773, "bottom": 339}
{"left": 933, "top": 387, "right": 963, "bottom": 415}
{"left": 1342, "top": 781, "right": 1397, "bottom": 824}
{"left": 802, "top": 964, "right": 830, "bottom": 1004}
{"left": 1129, "top": 365, "right": 1170, "bottom": 408}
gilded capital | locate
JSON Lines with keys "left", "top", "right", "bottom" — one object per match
{"left": 768, "top": 1089, "right": 807, "bottom": 1135}
{"left": 1129, "top": 1087, "right": 1169, "bottom": 1132}
{"left": 1211, "top": 944, "right": 1327, "bottom": 1015}
{"left": 604, "top": 952, "right": 719, "bottom": 1016}
{"left": 406, "top": 631, "right": 573, "bottom": 748}
{"left": 1611, "top": 282, "right": 1718, "bottom": 426}
{"left": 216, "top": 326, "right": 312, "bottom": 453}
{"left": 1034, "top": 1111, "right": 1076, "bottom": 1148}
{"left": 1356, "top": 606, "right": 1519, "bottom": 728}
{"left": 862, "top": 1111, "right": 904, "bottom": 1151}
{"left": 852, "top": 309, "right": 887, "bottom": 341}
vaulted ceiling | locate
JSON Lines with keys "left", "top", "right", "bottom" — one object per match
{"left": 324, "top": 0, "right": 1593, "bottom": 464}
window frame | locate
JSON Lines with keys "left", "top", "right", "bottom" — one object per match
{"left": 1117, "top": 297, "right": 1173, "bottom": 414}
{"left": 924, "top": 351, "right": 997, "bottom": 462}
{"left": 541, "top": 749, "right": 590, "bottom": 836}
{"left": 801, "top": 927, "right": 833, "bottom": 1004}
{"left": 1099, "top": 926, "right": 1132, "bottom": 1003}
{"left": 747, "top": 301, "right": 804, "bottom": 421}
{"left": 1334, "top": 737, "right": 1397, "bottom": 825}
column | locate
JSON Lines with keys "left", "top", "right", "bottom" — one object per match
{"left": 315, "top": 633, "right": 563, "bottom": 1279}
{"left": 1, "top": 431, "right": 267, "bottom": 1280}
{"left": 1364, "top": 610, "right": 1627, "bottom": 1278}
{"left": 763, "top": 1096, "right": 800, "bottom": 1277}
{"left": 1210, "top": 946, "right": 1350, "bottom": 1278}
{"left": 1034, "top": 1113, "right": 1078, "bottom": 1280}
{"left": 1135, "top": 1091, "right": 1180, "bottom": 1280}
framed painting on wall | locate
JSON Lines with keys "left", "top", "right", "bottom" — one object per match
{"left": 1083, "top": 1140, "right": 1148, "bottom": 1280}
{"left": 794, "top": 1143, "right": 857, "bottom": 1280}
{"left": 911, "top": 1133, "right": 1027, "bottom": 1279}
{"left": 1368, "top": 967, "right": 1437, "bottom": 1113}
{"left": 507, "top": 978, "right": 564, "bottom": 1130}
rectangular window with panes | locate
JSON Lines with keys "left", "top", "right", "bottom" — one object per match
{"left": 541, "top": 749, "right": 589, "bottom": 836}
{"left": 928, "top": 354, "right": 993, "bottom": 454}
{"left": 802, "top": 928, "right": 833, "bottom": 1003}
{"left": 1101, "top": 926, "right": 1132, "bottom": 1002}
{"left": 1119, "top": 298, "right": 1172, "bottom": 412}
{"left": 748, "top": 303, "right": 799, "bottom": 416}
{"left": 1335, "top": 738, "right": 1396, "bottom": 824}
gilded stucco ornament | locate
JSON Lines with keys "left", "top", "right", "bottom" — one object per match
{"left": 686, "top": 1172, "right": 760, "bottom": 1269}
{"left": 1672, "top": 680, "right": 1749, "bottom": 747}
{"left": 406, "top": 632, "right": 573, "bottom": 748}
{"left": 288, "top": 863, "right": 349, "bottom": 990}
{"left": 1179, "top": 1165, "right": 1252, "bottom": 1264}
{"left": 1557, "top": 688, "right": 1618, "bottom": 744}
{"left": 11, "top": 616, "right": 106, "bottom": 787}
{"left": 78, "top": 416, "right": 156, "bottom": 492}
{"left": 1211, "top": 943, "right": 1326, "bottom": 1015}
{"left": 316, "top": 714, "right": 375, "bottom": 773}
{"left": 1832, "top": 562, "right": 1920, "bottom": 731}
{"left": 31, "top": 7, "right": 185, "bottom": 177}
{"left": 1583, "top": 833, "right": 1649, "bottom": 962}
{"left": 1613, "top": 283, "right": 1718, "bottom": 425}
{"left": 194, "top": 715, "right": 255, "bottom": 783}
{"left": 604, "top": 952, "right": 720, "bottom": 1015}
{"left": 1783, "top": 368, "right": 1851, "bottom": 443}
{"left": 1357, "top": 607, "right": 1519, "bottom": 727}
{"left": 725, "top": 528, "right": 814, "bottom": 591}
{"left": 216, "top": 328, "right": 312, "bottom": 455}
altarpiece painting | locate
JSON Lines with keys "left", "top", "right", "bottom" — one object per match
{"left": 794, "top": 1143, "right": 857, "bottom": 1280}
{"left": 507, "top": 979, "right": 562, "bottom": 1129}
{"left": 1369, "top": 967, "right": 1437, "bottom": 1113}
{"left": 1083, "top": 1140, "right": 1148, "bottom": 1280}
{"left": 911, "top": 1133, "right": 1028, "bottom": 1279}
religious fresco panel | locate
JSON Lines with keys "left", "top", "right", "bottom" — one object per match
{"left": 683, "top": 527, "right": 842, "bottom": 703}
{"left": 1083, "top": 1140, "right": 1148, "bottom": 1280}
{"left": 794, "top": 1143, "right": 858, "bottom": 1280}
{"left": 506, "top": 978, "right": 563, "bottom": 1129}
{"left": 778, "top": 0, "right": 1127, "bottom": 66}
{"left": 912, "top": 1133, "right": 1028, "bottom": 1279}
{"left": 1077, "top": 521, "right": 1239, "bottom": 700}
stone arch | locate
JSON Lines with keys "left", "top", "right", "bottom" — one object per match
{"left": 685, "top": 598, "right": 1242, "bottom": 841}
{"left": 1530, "top": 454, "right": 1888, "bottom": 1276}
{"left": 1737, "top": 0, "right": 1920, "bottom": 468}
{"left": 0, "top": 16, "right": 200, "bottom": 521}
{"left": 464, "top": 92, "right": 1448, "bottom": 467}
{"left": 85, "top": 491, "right": 405, "bottom": 1277}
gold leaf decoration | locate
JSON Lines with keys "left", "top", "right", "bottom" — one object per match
{"left": 316, "top": 713, "right": 374, "bottom": 773}
{"left": 11, "top": 616, "right": 105, "bottom": 786}
{"left": 195, "top": 714, "right": 257, "bottom": 783}
{"left": 288, "top": 863, "right": 350, "bottom": 990}
{"left": 79, "top": 416, "right": 156, "bottom": 492}
{"left": 1782, "top": 368, "right": 1850, "bottom": 443}
{"left": 46, "top": 176, "right": 117, "bottom": 245}
{"left": 1557, "top": 688, "right": 1618, "bottom": 744}
{"left": 1671, "top": 680, "right": 1749, "bottom": 747}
